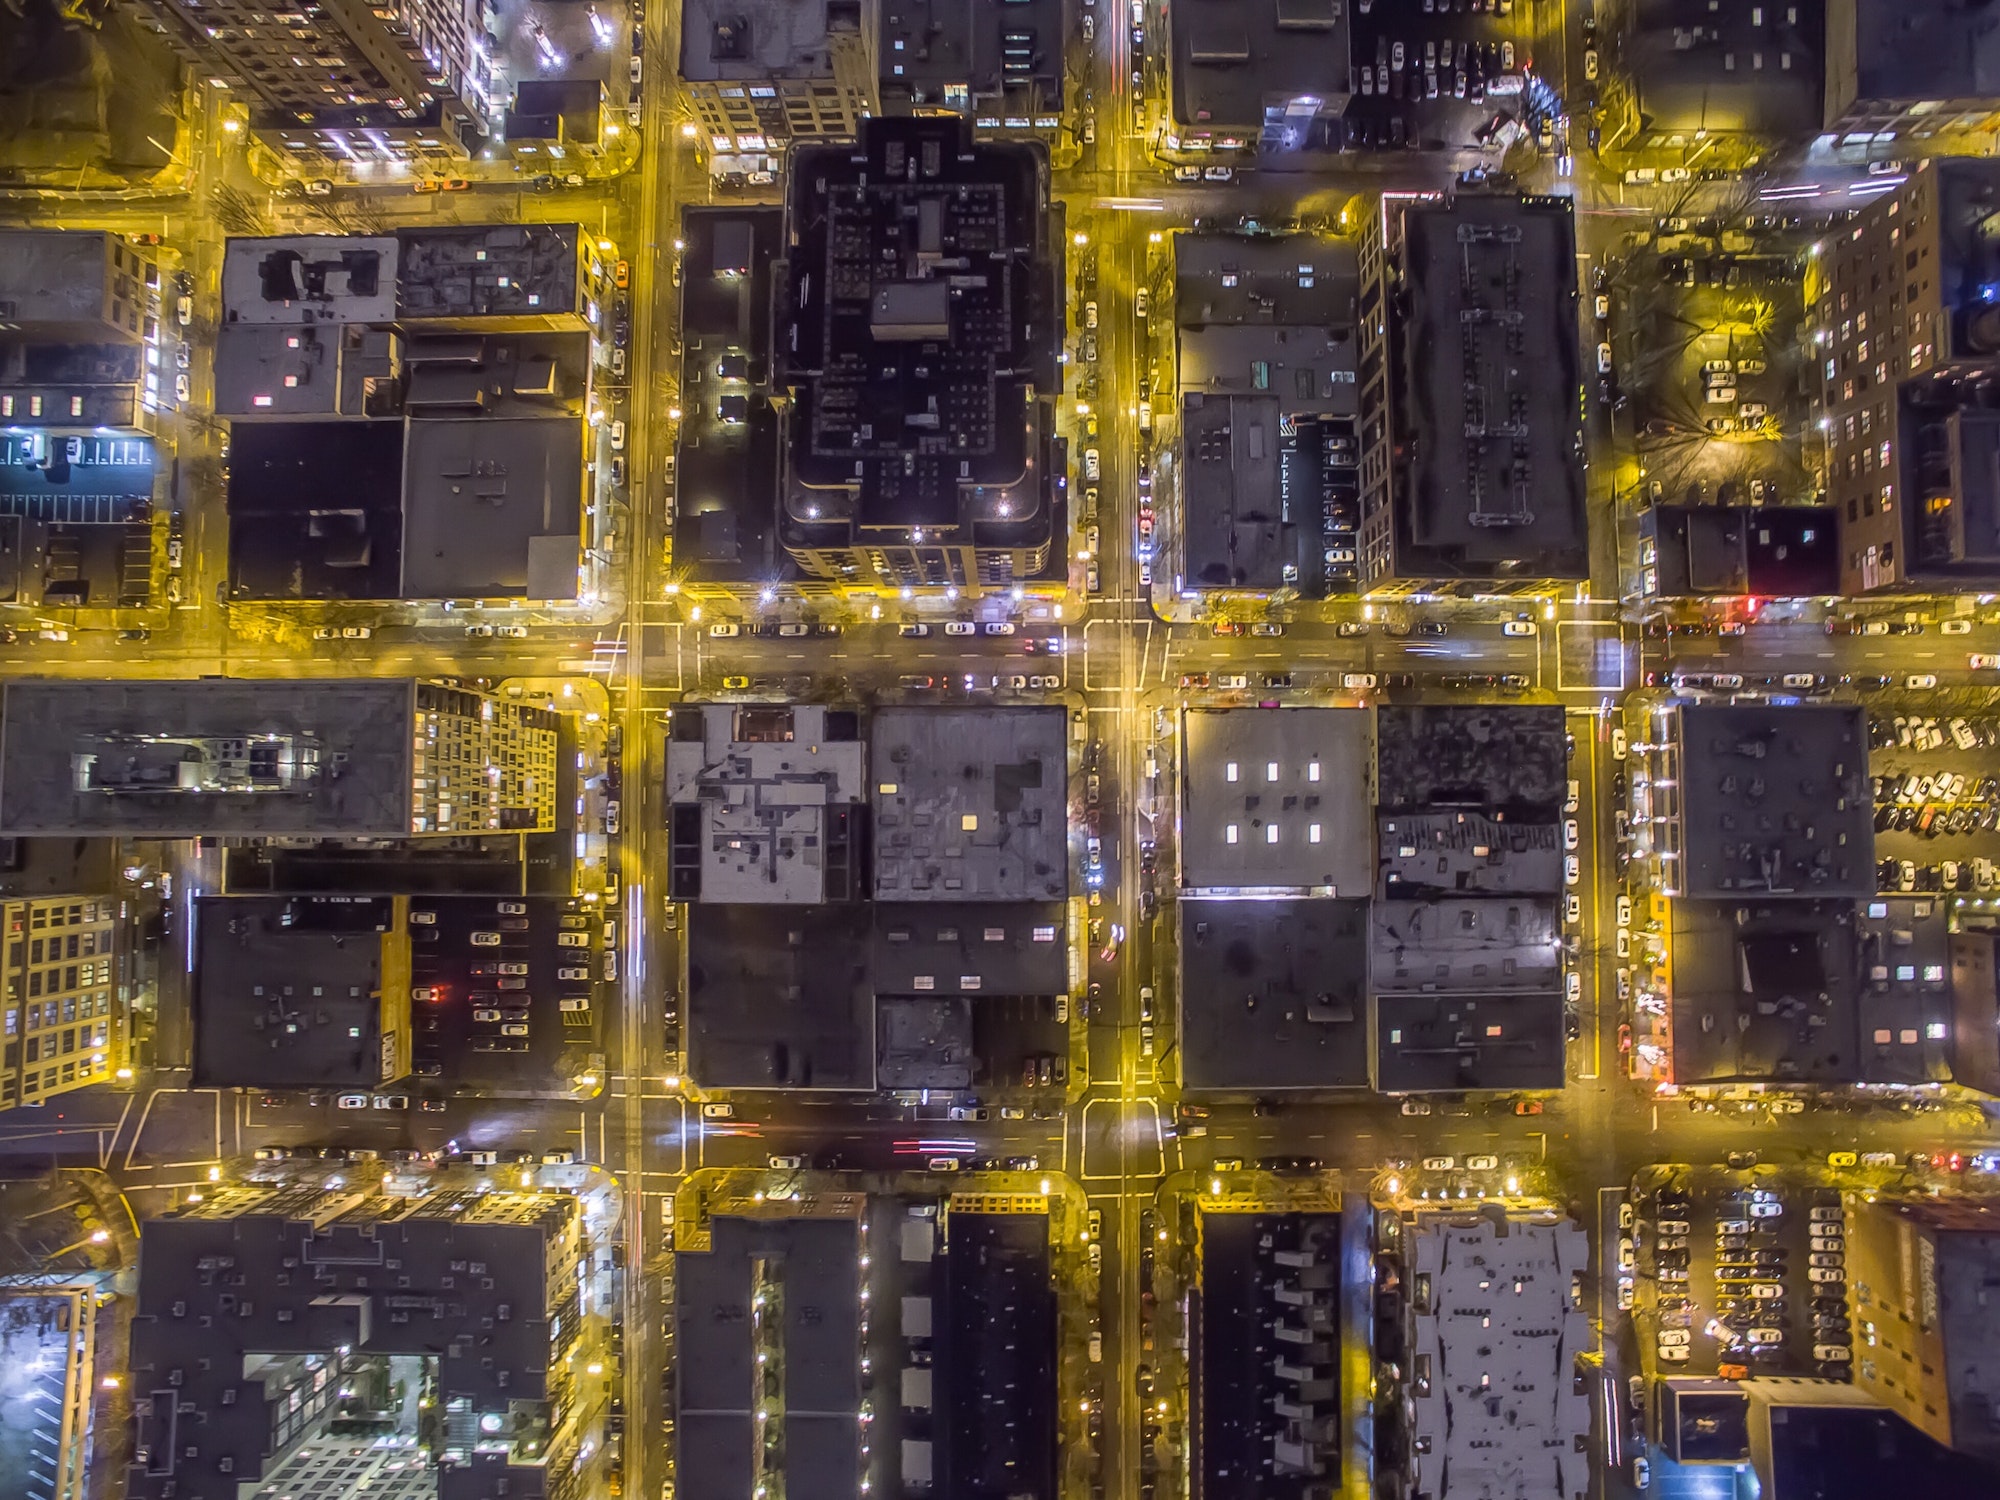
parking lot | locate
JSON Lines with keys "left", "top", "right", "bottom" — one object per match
{"left": 408, "top": 895, "right": 602, "bottom": 1093}
{"left": 1870, "top": 705, "right": 2000, "bottom": 892}
{"left": 1627, "top": 1164, "right": 1853, "bottom": 1382}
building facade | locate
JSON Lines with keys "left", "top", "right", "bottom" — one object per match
{"left": 681, "top": 0, "right": 878, "bottom": 177}
{"left": 131, "top": 0, "right": 497, "bottom": 160}
{"left": 0, "top": 895, "right": 121, "bottom": 1111}
{"left": 1812, "top": 157, "right": 2000, "bottom": 593}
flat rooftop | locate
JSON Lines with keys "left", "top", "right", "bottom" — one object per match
{"left": 225, "top": 420, "right": 406, "bottom": 601}
{"left": 401, "top": 415, "right": 584, "bottom": 600}
{"left": 1672, "top": 704, "right": 1875, "bottom": 898}
{"left": 1643, "top": 504, "right": 1840, "bottom": 598}
{"left": 873, "top": 707, "right": 1069, "bottom": 904}
{"left": 0, "top": 678, "right": 416, "bottom": 838}
{"left": 664, "top": 703, "right": 867, "bottom": 905}
{"left": 681, "top": 0, "right": 852, "bottom": 80}
{"left": 190, "top": 896, "right": 394, "bottom": 1090}
{"left": 685, "top": 904, "right": 875, "bottom": 1089}
{"left": 937, "top": 1212, "right": 1055, "bottom": 1498}
{"left": 1374, "top": 704, "right": 1568, "bottom": 815}
{"left": 879, "top": 0, "right": 1065, "bottom": 111}
{"left": 1391, "top": 195, "right": 1587, "bottom": 581}
{"left": 220, "top": 235, "right": 399, "bottom": 326}
{"left": 778, "top": 118, "right": 1056, "bottom": 533}
{"left": 1627, "top": 0, "right": 1822, "bottom": 139}
{"left": 395, "top": 224, "right": 581, "bottom": 322}
{"left": 1180, "top": 708, "right": 1372, "bottom": 894}
{"left": 0, "top": 231, "right": 123, "bottom": 338}
{"left": 1179, "top": 898, "right": 1371, "bottom": 1091}
{"left": 675, "top": 1204, "right": 864, "bottom": 1500}
{"left": 1168, "top": 0, "right": 1351, "bottom": 133}
{"left": 1406, "top": 1208, "right": 1592, "bottom": 1500}
{"left": 871, "top": 901, "right": 1068, "bottom": 996}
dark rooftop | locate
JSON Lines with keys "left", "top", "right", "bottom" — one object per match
{"left": 673, "top": 207, "right": 788, "bottom": 586}
{"left": 675, "top": 1203, "right": 864, "bottom": 1500}
{"left": 1179, "top": 898, "right": 1371, "bottom": 1091}
{"left": 1625, "top": 0, "right": 1824, "bottom": 141}
{"left": 871, "top": 901, "right": 1068, "bottom": 996}
{"left": 1747, "top": 1383, "right": 2000, "bottom": 1500}
{"left": 400, "top": 414, "right": 584, "bottom": 600}
{"left": 1387, "top": 195, "right": 1588, "bottom": 582}
{"left": 190, "top": 896, "right": 397, "bottom": 1090}
{"left": 937, "top": 1212, "right": 1055, "bottom": 1500}
{"left": 1181, "top": 708, "right": 1373, "bottom": 895}
{"left": 0, "top": 678, "right": 417, "bottom": 838}
{"left": 685, "top": 904, "right": 875, "bottom": 1089}
{"left": 226, "top": 420, "right": 406, "bottom": 600}
{"left": 1168, "top": 0, "right": 1351, "bottom": 135}
{"left": 1671, "top": 703, "right": 1875, "bottom": 898}
{"left": 1667, "top": 898, "right": 1860, "bottom": 1084}
{"left": 1835, "top": 0, "right": 2000, "bottom": 114}
{"left": 126, "top": 1183, "right": 577, "bottom": 1500}
{"left": 1642, "top": 504, "right": 1841, "bottom": 598}
{"left": 1374, "top": 704, "right": 1569, "bottom": 817}
{"left": 776, "top": 117, "right": 1061, "bottom": 544}
{"left": 1373, "top": 987, "right": 1567, "bottom": 1093}
{"left": 879, "top": 0, "right": 1066, "bottom": 116}
{"left": 395, "top": 224, "right": 582, "bottom": 325}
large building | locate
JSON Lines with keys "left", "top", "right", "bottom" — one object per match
{"left": 1165, "top": 0, "right": 1351, "bottom": 154}
{"left": 130, "top": 0, "right": 497, "bottom": 159}
{"left": 1637, "top": 503, "right": 1841, "bottom": 601}
{"left": 1607, "top": 0, "right": 1825, "bottom": 151}
{"left": 1172, "top": 233, "right": 1361, "bottom": 596}
{"left": 1825, "top": 0, "right": 2000, "bottom": 145}
{"left": 125, "top": 1179, "right": 587, "bottom": 1500}
{"left": 877, "top": 0, "right": 1064, "bottom": 128}
{"left": 215, "top": 228, "right": 601, "bottom": 603}
{"left": 0, "top": 678, "right": 560, "bottom": 839}
{"left": 189, "top": 896, "right": 412, "bottom": 1092}
{"left": 1403, "top": 1205, "right": 1592, "bottom": 1500}
{"left": 1813, "top": 158, "right": 2000, "bottom": 593}
{"left": 1844, "top": 1196, "right": 2000, "bottom": 1464}
{"left": 773, "top": 116, "right": 1066, "bottom": 594}
{"left": 0, "top": 895, "right": 122, "bottom": 1111}
{"left": 1649, "top": 703, "right": 1875, "bottom": 899}
{"left": 1357, "top": 194, "right": 1588, "bottom": 591}
{"left": 1179, "top": 708, "right": 1373, "bottom": 896}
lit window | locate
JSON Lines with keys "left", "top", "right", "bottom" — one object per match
{"left": 1266, "top": 761, "right": 1279, "bottom": 782}
{"left": 1265, "top": 824, "right": 1278, "bottom": 844}
{"left": 1926, "top": 1021, "right": 1947, "bottom": 1040}
{"left": 1225, "top": 761, "right": 1239, "bottom": 782}
{"left": 1307, "top": 760, "right": 1320, "bottom": 782}
{"left": 1225, "top": 824, "right": 1239, "bottom": 844}
{"left": 1309, "top": 823, "right": 1322, "bottom": 843}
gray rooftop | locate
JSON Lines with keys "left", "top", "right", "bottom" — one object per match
{"left": 1627, "top": 0, "right": 1823, "bottom": 139}
{"left": 1672, "top": 703, "right": 1875, "bottom": 898}
{"left": 1406, "top": 1207, "right": 1592, "bottom": 1500}
{"left": 0, "top": 678, "right": 417, "bottom": 838}
{"left": 220, "top": 235, "right": 399, "bottom": 326}
{"left": 871, "top": 901, "right": 1068, "bottom": 996}
{"left": 1179, "top": 898, "right": 1371, "bottom": 1091}
{"left": 1168, "top": 0, "right": 1351, "bottom": 134}
{"left": 873, "top": 708, "right": 1068, "bottom": 904}
{"left": 190, "top": 896, "right": 392, "bottom": 1090}
{"left": 395, "top": 224, "right": 582, "bottom": 323}
{"left": 879, "top": 0, "right": 1065, "bottom": 112}
{"left": 212, "top": 322, "right": 402, "bottom": 420}
{"left": 0, "top": 231, "right": 132, "bottom": 341}
{"left": 401, "top": 415, "right": 584, "bottom": 600}
{"left": 665, "top": 704, "right": 867, "bottom": 904}
{"left": 686, "top": 904, "right": 875, "bottom": 1089}
{"left": 1377, "top": 812, "right": 1564, "bottom": 899}
{"left": 676, "top": 1204, "right": 865, "bottom": 1500}
{"left": 1180, "top": 708, "right": 1372, "bottom": 895}
{"left": 1371, "top": 896, "right": 1564, "bottom": 997}
{"left": 1391, "top": 196, "right": 1588, "bottom": 581}
{"left": 680, "top": 0, "right": 853, "bottom": 80}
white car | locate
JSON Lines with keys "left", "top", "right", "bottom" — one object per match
{"left": 1343, "top": 673, "right": 1377, "bottom": 689}
{"left": 1084, "top": 448, "right": 1101, "bottom": 481}
{"left": 1748, "top": 1282, "right": 1785, "bottom": 1299}
{"left": 337, "top": 1092, "right": 370, "bottom": 1109}
{"left": 768, "top": 1155, "right": 804, "bottom": 1170}
{"left": 983, "top": 621, "right": 1017, "bottom": 635}
{"left": 470, "top": 931, "right": 502, "bottom": 947}
{"left": 1564, "top": 819, "right": 1579, "bottom": 850}
{"left": 709, "top": 622, "right": 740, "bottom": 637}
{"left": 1401, "top": 1099, "right": 1432, "bottom": 1116}
{"left": 1941, "top": 620, "right": 1973, "bottom": 634}
{"left": 1465, "top": 1154, "right": 1498, "bottom": 1171}
{"left": 1657, "top": 1329, "right": 1691, "bottom": 1348}
{"left": 1908, "top": 673, "right": 1939, "bottom": 689}
{"left": 610, "top": 419, "right": 626, "bottom": 450}
{"left": 1656, "top": 1346, "right": 1689, "bottom": 1364}
{"left": 945, "top": 621, "right": 976, "bottom": 636}
{"left": 1422, "top": 1156, "right": 1456, "bottom": 1171}
{"left": 1503, "top": 620, "right": 1538, "bottom": 637}
{"left": 701, "top": 1102, "right": 734, "bottom": 1119}
{"left": 1749, "top": 1200, "right": 1783, "bottom": 1218}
